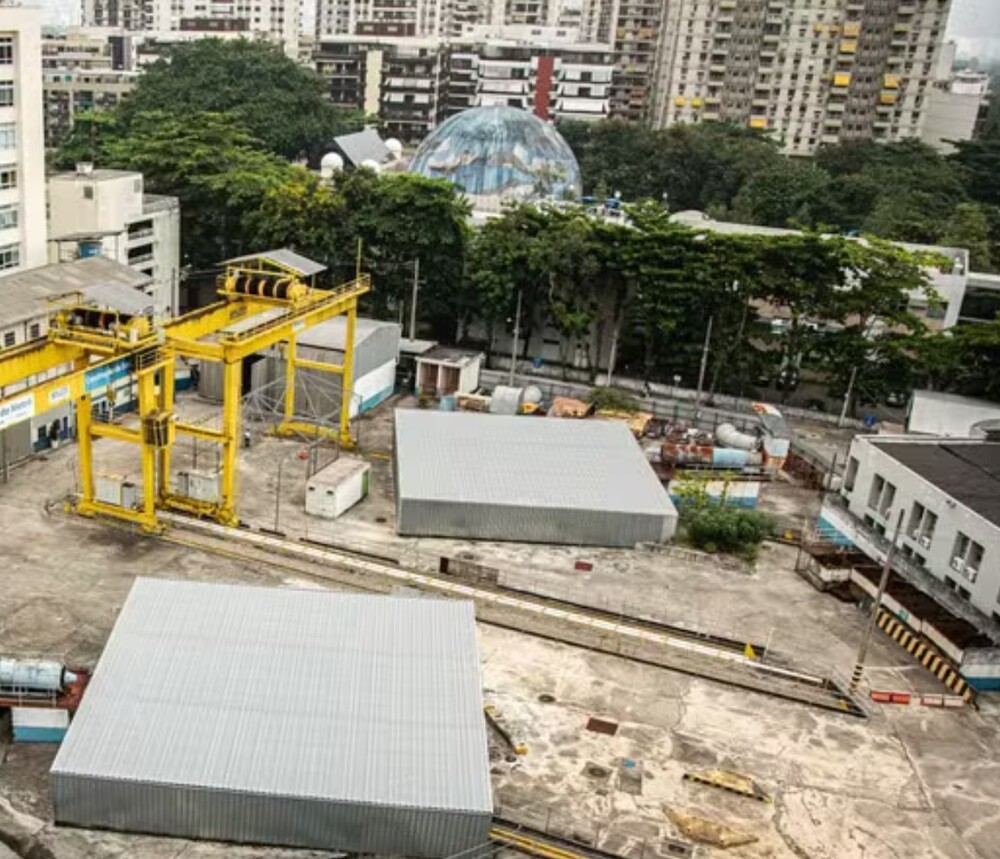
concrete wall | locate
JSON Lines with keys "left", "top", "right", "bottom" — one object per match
{"left": 921, "top": 88, "right": 982, "bottom": 154}
{"left": 842, "top": 437, "right": 1000, "bottom": 619}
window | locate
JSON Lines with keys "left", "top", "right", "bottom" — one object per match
{"left": 0, "top": 81, "right": 12, "bottom": 107}
{"left": 952, "top": 532, "right": 985, "bottom": 578}
{"left": 0, "top": 122, "right": 13, "bottom": 149}
{"left": 0, "top": 165, "right": 16, "bottom": 189}
{"left": 83, "top": 185, "right": 94, "bottom": 200}
{"left": 2, "top": 330, "right": 13, "bottom": 348}
{"left": 0, "top": 203, "right": 15, "bottom": 230}
{"left": 0, "top": 38, "right": 11, "bottom": 65}
{"left": 0, "top": 241, "right": 18, "bottom": 270}
{"left": 868, "top": 474, "right": 885, "bottom": 510}
{"left": 28, "top": 322, "right": 40, "bottom": 339}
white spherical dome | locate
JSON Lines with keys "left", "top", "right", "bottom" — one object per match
{"left": 319, "top": 151, "right": 344, "bottom": 178}
{"left": 360, "top": 158, "right": 382, "bottom": 173}
{"left": 385, "top": 138, "right": 403, "bottom": 158}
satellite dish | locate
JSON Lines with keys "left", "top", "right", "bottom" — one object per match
{"left": 385, "top": 138, "right": 403, "bottom": 158}
{"left": 319, "top": 151, "right": 344, "bottom": 179}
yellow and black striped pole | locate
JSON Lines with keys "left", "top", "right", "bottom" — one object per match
{"left": 850, "top": 508, "right": 905, "bottom": 696}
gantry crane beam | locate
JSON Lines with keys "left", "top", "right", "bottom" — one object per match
{"left": 0, "top": 264, "right": 371, "bottom": 532}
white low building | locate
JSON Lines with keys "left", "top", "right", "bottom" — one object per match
{"left": 48, "top": 165, "right": 181, "bottom": 316}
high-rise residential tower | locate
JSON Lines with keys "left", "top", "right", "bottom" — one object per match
{"left": 0, "top": 7, "right": 46, "bottom": 278}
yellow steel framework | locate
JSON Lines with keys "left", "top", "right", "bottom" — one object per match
{"left": 0, "top": 257, "right": 370, "bottom": 531}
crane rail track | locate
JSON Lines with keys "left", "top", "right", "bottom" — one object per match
{"left": 154, "top": 512, "right": 867, "bottom": 718}
{"left": 490, "top": 817, "right": 694, "bottom": 859}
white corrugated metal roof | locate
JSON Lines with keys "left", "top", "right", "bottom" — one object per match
{"left": 296, "top": 315, "right": 398, "bottom": 350}
{"left": 222, "top": 249, "right": 327, "bottom": 277}
{"left": 0, "top": 257, "right": 152, "bottom": 326}
{"left": 52, "top": 578, "right": 491, "bottom": 814}
{"left": 395, "top": 409, "right": 674, "bottom": 516}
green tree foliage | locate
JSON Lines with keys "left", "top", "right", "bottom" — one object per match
{"left": 682, "top": 506, "right": 776, "bottom": 561}
{"left": 95, "top": 110, "right": 298, "bottom": 267}
{"left": 252, "top": 169, "right": 471, "bottom": 335}
{"left": 560, "top": 123, "right": 1000, "bottom": 271}
{"left": 913, "top": 320, "right": 1000, "bottom": 401}
{"left": 116, "top": 40, "right": 363, "bottom": 161}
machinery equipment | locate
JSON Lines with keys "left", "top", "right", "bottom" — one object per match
{"left": 0, "top": 658, "right": 78, "bottom": 693}
{"left": 0, "top": 251, "right": 370, "bottom": 531}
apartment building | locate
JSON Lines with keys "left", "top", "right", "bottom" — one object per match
{"left": 42, "top": 30, "right": 138, "bottom": 148}
{"left": 81, "top": 0, "right": 300, "bottom": 56}
{"left": 48, "top": 167, "right": 181, "bottom": 315}
{"left": 654, "top": 0, "right": 954, "bottom": 156}
{"left": 315, "top": 37, "right": 450, "bottom": 141}
{"left": 449, "top": 29, "right": 613, "bottom": 121}
{"left": 0, "top": 8, "right": 46, "bottom": 279}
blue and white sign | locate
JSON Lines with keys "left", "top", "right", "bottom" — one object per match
{"left": 0, "top": 392, "right": 35, "bottom": 431}
{"left": 85, "top": 359, "right": 131, "bottom": 393}
{"left": 49, "top": 384, "right": 71, "bottom": 407}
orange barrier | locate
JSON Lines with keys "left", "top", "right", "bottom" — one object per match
{"left": 870, "top": 690, "right": 912, "bottom": 704}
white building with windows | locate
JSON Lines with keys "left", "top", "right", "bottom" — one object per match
{"left": 47, "top": 166, "right": 181, "bottom": 315}
{"left": 0, "top": 7, "right": 47, "bottom": 278}
{"left": 841, "top": 436, "right": 1000, "bottom": 623}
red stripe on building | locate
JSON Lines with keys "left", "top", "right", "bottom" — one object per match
{"left": 534, "top": 55, "right": 555, "bottom": 121}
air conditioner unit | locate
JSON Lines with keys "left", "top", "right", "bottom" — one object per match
{"left": 910, "top": 529, "right": 921, "bottom": 540}
{"left": 951, "top": 556, "right": 966, "bottom": 573}
{"left": 967, "top": 567, "right": 979, "bottom": 584}
{"left": 919, "top": 535, "right": 932, "bottom": 549}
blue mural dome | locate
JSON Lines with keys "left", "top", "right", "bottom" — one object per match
{"left": 409, "top": 106, "right": 582, "bottom": 212}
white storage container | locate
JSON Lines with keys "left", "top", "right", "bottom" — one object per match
{"left": 305, "top": 457, "right": 370, "bottom": 519}
{"left": 13, "top": 707, "right": 70, "bottom": 742}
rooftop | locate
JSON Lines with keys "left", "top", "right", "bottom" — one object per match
{"left": 49, "top": 167, "right": 139, "bottom": 183}
{"left": 297, "top": 315, "right": 400, "bottom": 350}
{"left": 870, "top": 438, "right": 1000, "bottom": 529}
{"left": 333, "top": 128, "right": 394, "bottom": 168}
{"left": 222, "top": 249, "right": 327, "bottom": 278}
{"left": 0, "top": 257, "right": 153, "bottom": 327}
{"left": 53, "top": 578, "right": 491, "bottom": 814}
{"left": 418, "top": 345, "right": 483, "bottom": 365}
{"left": 395, "top": 409, "right": 673, "bottom": 518}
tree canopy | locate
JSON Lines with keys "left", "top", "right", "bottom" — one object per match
{"left": 57, "top": 39, "right": 363, "bottom": 165}
{"left": 559, "top": 121, "right": 1000, "bottom": 273}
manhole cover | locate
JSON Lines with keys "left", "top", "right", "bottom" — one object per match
{"left": 586, "top": 717, "right": 619, "bottom": 736}
{"left": 538, "top": 694, "right": 556, "bottom": 704}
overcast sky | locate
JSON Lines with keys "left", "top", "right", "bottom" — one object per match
{"left": 948, "top": 0, "right": 1000, "bottom": 62}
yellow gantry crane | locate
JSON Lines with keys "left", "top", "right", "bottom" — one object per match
{"left": 0, "top": 251, "right": 369, "bottom": 532}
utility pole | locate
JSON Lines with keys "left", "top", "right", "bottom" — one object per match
{"left": 695, "top": 315, "right": 713, "bottom": 407}
{"left": 508, "top": 288, "right": 523, "bottom": 387}
{"left": 274, "top": 455, "right": 288, "bottom": 534}
{"left": 838, "top": 365, "right": 858, "bottom": 428}
{"left": 849, "top": 508, "right": 904, "bottom": 695}
{"left": 409, "top": 258, "right": 420, "bottom": 341}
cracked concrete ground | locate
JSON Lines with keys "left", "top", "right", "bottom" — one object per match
{"left": 1, "top": 394, "right": 999, "bottom": 859}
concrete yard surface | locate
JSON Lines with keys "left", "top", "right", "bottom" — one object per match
{"left": 1, "top": 396, "right": 999, "bottom": 859}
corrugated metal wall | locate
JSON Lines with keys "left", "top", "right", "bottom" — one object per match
{"left": 52, "top": 774, "right": 491, "bottom": 858}
{"left": 397, "top": 498, "right": 675, "bottom": 546}
{"left": 197, "top": 320, "right": 400, "bottom": 406}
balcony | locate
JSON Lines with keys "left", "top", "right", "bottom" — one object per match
{"left": 840, "top": 40, "right": 857, "bottom": 54}
{"left": 748, "top": 116, "right": 768, "bottom": 129}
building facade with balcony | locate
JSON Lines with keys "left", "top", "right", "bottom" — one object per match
{"left": 315, "top": 37, "right": 449, "bottom": 141}
{"left": 82, "top": 0, "right": 300, "bottom": 56}
{"left": 450, "top": 30, "right": 613, "bottom": 122}
{"left": 651, "top": 0, "right": 954, "bottom": 156}
{"left": 47, "top": 167, "right": 181, "bottom": 316}
{"left": 0, "top": 8, "right": 47, "bottom": 280}
{"left": 42, "top": 30, "right": 138, "bottom": 149}
{"left": 840, "top": 436, "right": 1000, "bottom": 628}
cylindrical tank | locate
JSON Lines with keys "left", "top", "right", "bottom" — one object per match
{"left": 439, "top": 394, "right": 456, "bottom": 411}
{"left": 711, "top": 447, "right": 763, "bottom": 468}
{"left": 522, "top": 385, "right": 543, "bottom": 407}
{"left": 661, "top": 443, "right": 714, "bottom": 466}
{"left": 715, "top": 423, "right": 759, "bottom": 451}
{"left": 490, "top": 385, "right": 523, "bottom": 415}
{"left": 0, "top": 658, "right": 78, "bottom": 692}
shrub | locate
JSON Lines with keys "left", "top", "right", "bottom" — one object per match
{"left": 682, "top": 506, "right": 775, "bottom": 561}
{"left": 588, "top": 386, "right": 641, "bottom": 412}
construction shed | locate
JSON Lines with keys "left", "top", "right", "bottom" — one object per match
{"left": 394, "top": 410, "right": 677, "bottom": 546}
{"left": 51, "top": 578, "right": 492, "bottom": 857}
{"left": 199, "top": 316, "right": 400, "bottom": 419}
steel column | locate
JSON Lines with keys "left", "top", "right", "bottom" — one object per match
{"left": 339, "top": 307, "right": 356, "bottom": 447}
{"left": 219, "top": 359, "right": 242, "bottom": 524}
